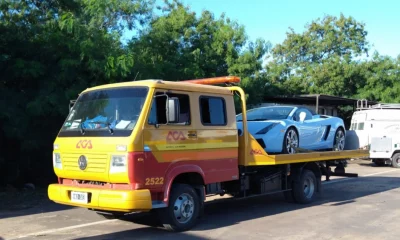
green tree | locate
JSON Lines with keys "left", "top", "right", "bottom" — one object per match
{"left": 0, "top": 0, "right": 153, "bottom": 186}
{"left": 127, "top": 0, "right": 270, "bottom": 109}
{"left": 356, "top": 52, "right": 400, "bottom": 102}
{"left": 265, "top": 14, "right": 370, "bottom": 97}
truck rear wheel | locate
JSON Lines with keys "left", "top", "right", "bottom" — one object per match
{"left": 392, "top": 153, "right": 400, "bottom": 168}
{"left": 292, "top": 169, "right": 317, "bottom": 204}
{"left": 158, "top": 184, "right": 200, "bottom": 232}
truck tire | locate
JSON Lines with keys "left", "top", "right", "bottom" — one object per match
{"left": 292, "top": 169, "right": 317, "bottom": 204}
{"left": 158, "top": 183, "right": 200, "bottom": 232}
{"left": 392, "top": 153, "right": 400, "bottom": 168}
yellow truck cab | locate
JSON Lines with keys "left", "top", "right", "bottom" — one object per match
{"left": 49, "top": 76, "right": 368, "bottom": 231}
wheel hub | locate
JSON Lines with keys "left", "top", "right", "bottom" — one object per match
{"left": 335, "top": 130, "right": 345, "bottom": 150}
{"left": 303, "top": 176, "right": 315, "bottom": 199}
{"left": 173, "top": 193, "right": 195, "bottom": 224}
{"left": 286, "top": 130, "right": 298, "bottom": 153}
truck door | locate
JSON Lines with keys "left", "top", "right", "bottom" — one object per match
{"left": 194, "top": 93, "right": 239, "bottom": 183}
{"left": 142, "top": 90, "right": 194, "bottom": 190}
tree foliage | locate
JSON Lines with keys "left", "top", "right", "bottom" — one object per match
{"left": 0, "top": 0, "right": 153, "bottom": 186}
{"left": 127, "top": 0, "right": 269, "bottom": 81}
{"left": 265, "top": 14, "right": 371, "bottom": 97}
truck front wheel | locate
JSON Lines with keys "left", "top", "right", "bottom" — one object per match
{"left": 392, "top": 153, "right": 400, "bottom": 168}
{"left": 292, "top": 169, "right": 317, "bottom": 204}
{"left": 158, "top": 183, "right": 200, "bottom": 232}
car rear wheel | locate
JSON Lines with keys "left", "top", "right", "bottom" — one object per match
{"left": 333, "top": 128, "right": 345, "bottom": 151}
{"left": 283, "top": 127, "right": 299, "bottom": 154}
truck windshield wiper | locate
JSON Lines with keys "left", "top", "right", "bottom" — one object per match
{"left": 80, "top": 122, "right": 85, "bottom": 135}
{"left": 86, "top": 121, "right": 114, "bottom": 134}
{"left": 64, "top": 119, "right": 85, "bottom": 134}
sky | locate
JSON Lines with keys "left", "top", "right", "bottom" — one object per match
{"left": 132, "top": 0, "right": 400, "bottom": 59}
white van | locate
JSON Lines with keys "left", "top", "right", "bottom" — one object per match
{"left": 345, "top": 101, "right": 400, "bottom": 150}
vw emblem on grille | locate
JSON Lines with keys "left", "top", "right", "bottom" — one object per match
{"left": 78, "top": 155, "right": 87, "bottom": 170}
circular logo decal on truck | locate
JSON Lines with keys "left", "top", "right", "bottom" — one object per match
{"left": 78, "top": 155, "right": 87, "bottom": 170}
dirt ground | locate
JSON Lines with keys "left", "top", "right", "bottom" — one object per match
{"left": 1, "top": 159, "right": 399, "bottom": 240}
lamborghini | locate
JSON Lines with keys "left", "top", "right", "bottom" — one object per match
{"left": 236, "top": 106, "right": 346, "bottom": 154}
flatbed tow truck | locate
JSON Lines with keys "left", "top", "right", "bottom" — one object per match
{"left": 48, "top": 76, "right": 369, "bottom": 231}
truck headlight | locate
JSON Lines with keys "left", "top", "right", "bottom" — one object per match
{"left": 110, "top": 155, "right": 127, "bottom": 173}
{"left": 53, "top": 153, "right": 62, "bottom": 169}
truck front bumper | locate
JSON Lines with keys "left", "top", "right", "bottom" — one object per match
{"left": 48, "top": 184, "right": 152, "bottom": 212}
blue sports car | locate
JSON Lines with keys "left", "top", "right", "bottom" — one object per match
{"left": 236, "top": 106, "right": 346, "bottom": 154}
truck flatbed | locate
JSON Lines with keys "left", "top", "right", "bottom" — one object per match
{"left": 248, "top": 149, "right": 369, "bottom": 166}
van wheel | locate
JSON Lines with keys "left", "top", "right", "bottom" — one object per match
{"left": 333, "top": 128, "right": 345, "bottom": 151}
{"left": 292, "top": 169, "right": 317, "bottom": 204}
{"left": 158, "top": 184, "right": 200, "bottom": 232}
{"left": 392, "top": 153, "right": 400, "bottom": 168}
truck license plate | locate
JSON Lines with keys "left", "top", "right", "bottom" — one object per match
{"left": 71, "top": 191, "right": 88, "bottom": 204}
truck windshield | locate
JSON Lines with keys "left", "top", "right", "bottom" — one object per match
{"left": 58, "top": 87, "right": 148, "bottom": 137}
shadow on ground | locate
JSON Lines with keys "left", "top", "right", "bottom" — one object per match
{"left": 358, "top": 162, "right": 394, "bottom": 168}
{"left": 0, "top": 187, "right": 73, "bottom": 219}
{"left": 72, "top": 175, "right": 400, "bottom": 239}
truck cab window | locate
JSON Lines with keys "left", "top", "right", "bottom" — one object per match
{"left": 200, "top": 96, "right": 227, "bottom": 125}
{"left": 149, "top": 92, "right": 191, "bottom": 125}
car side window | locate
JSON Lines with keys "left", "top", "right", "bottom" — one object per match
{"left": 293, "top": 108, "right": 313, "bottom": 122}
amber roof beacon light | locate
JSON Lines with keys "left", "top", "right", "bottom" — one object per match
{"left": 183, "top": 76, "right": 241, "bottom": 85}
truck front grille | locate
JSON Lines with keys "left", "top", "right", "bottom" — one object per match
{"left": 62, "top": 153, "right": 108, "bottom": 173}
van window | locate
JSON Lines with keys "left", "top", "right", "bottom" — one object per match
{"left": 148, "top": 92, "right": 191, "bottom": 125}
{"left": 358, "top": 122, "right": 364, "bottom": 130}
{"left": 199, "top": 96, "right": 227, "bottom": 125}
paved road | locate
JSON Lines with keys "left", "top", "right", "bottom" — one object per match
{"left": 1, "top": 160, "right": 400, "bottom": 240}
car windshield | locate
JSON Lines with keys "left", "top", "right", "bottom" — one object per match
{"left": 236, "top": 106, "right": 294, "bottom": 121}
{"left": 59, "top": 87, "right": 148, "bottom": 136}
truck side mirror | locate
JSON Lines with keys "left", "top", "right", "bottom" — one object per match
{"left": 166, "top": 97, "right": 180, "bottom": 123}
